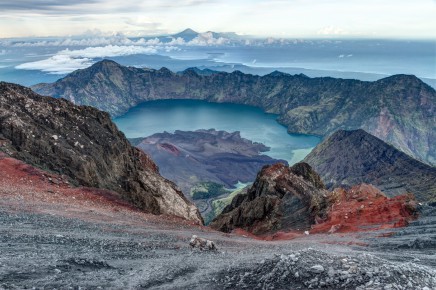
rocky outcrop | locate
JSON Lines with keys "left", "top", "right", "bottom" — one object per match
{"left": 210, "top": 162, "right": 418, "bottom": 236}
{"left": 133, "top": 129, "right": 284, "bottom": 194}
{"left": 33, "top": 60, "right": 436, "bottom": 166}
{"left": 209, "top": 162, "right": 330, "bottom": 234}
{"left": 304, "top": 129, "right": 436, "bottom": 203}
{"left": 0, "top": 82, "right": 202, "bottom": 223}
{"left": 311, "top": 184, "right": 418, "bottom": 234}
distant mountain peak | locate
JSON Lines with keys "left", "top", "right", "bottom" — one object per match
{"left": 179, "top": 28, "right": 198, "bottom": 34}
{"left": 172, "top": 28, "right": 240, "bottom": 41}
{"left": 91, "top": 59, "right": 119, "bottom": 67}
{"left": 181, "top": 67, "right": 220, "bottom": 76}
{"left": 330, "top": 128, "right": 370, "bottom": 139}
{"left": 378, "top": 74, "right": 430, "bottom": 87}
{"left": 157, "top": 67, "right": 173, "bottom": 76}
{"left": 172, "top": 28, "right": 200, "bottom": 40}
{"left": 63, "top": 59, "right": 126, "bottom": 80}
{"left": 96, "top": 59, "right": 118, "bottom": 64}
{"left": 85, "top": 59, "right": 123, "bottom": 72}
{"left": 267, "top": 70, "right": 290, "bottom": 77}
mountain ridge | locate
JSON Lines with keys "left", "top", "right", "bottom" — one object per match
{"left": 0, "top": 81, "right": 202, "bottom": 223}
{"left": 32, "top": 60, "right": 436, "bottom": 166}
{"left": 171, "top": 28, "right": 240, "bottom": 41}
{"left": 303, "top": 129, "right": 436, "bottom": 203}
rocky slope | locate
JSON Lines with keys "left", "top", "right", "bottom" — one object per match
{"left": 210, "top": 162, "right": 330, "bottom": 234}
{"left": 1, "top": 168, "right": 434, "bottom": 289}
{"left": 32, "top": 60, "right": 436, "bottom": 165}
{"left": 132, "top": 129, "right": 283, "bottom": 193}
{"left": 0, "top": 82, "right": 202, "bottom": 223}
{"left": 210, "top": 162, "right": 418, "bottom": 236}
{"left": 304, "top": 129, "right": 436, "bottom": 203}
{"left": 217, "top": 248, "right": 435, "bottom": 289}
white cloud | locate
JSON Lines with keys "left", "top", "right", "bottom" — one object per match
{"left": 188, "top": 32, "right": 229, "bottom": 46}
{"left": 156, "top": 33, "right": 231, "bottom": 46}
{"left": 167, "top": 37, "right": 186, "bottom": 45}
{"left": 60, "top": 45, "right": 157, "bottom": 58}
{"left": 10, "top": 35, "right": 153, "bottom": 47}
{"left": 15, "top": 45, "right": 159, "bottom": 74}
{"left": 8, "top": 34, "right": 226, "bottom": 75}
{"left": 16, "top": 54, "right": 93, "bottom": 74}
{"left": 141, "top": 38, "right": 162, "bottom": 45}
{"left": 317, "top": 26, "right": 348, "bottom": 36}
{"left": 8, "top": 32, "right": 234, "bottom": 48}
{"left": 338, "top": 54, "right": 353, "bottom": 58}
{"left": 163, "top": 46, "right": 180, "bottom": 52}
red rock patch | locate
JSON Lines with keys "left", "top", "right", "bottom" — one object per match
{"left": 0, "top": 153, "right": 202, "bottom": 229}
{"left": 311, "top": 184, "right": 417, "bottom": 234}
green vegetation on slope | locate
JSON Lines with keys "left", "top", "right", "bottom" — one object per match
{"left": 211, "top": 187, "right": 247, "bottom": 216}
{"left": 190, "top": 182, "right": 229, "bottom": 200}
{"left": 203, "top": 184, "right": 250, "bottom": 224}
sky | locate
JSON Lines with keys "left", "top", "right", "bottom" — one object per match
{"left": 0, "top": 0, "right": 435, "bottom": 39}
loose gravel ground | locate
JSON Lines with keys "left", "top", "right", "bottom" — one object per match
{"left": 1, "top": 203, "right": 435, "bottom": 290}
{"left": 0, "top": 158, "right": 435, "bottom": 289}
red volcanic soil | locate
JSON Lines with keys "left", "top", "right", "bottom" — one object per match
{"left": 158, "top": 143, "right": 181, "bottom": 156}
{"left": 311, "top": 184, "right": 418, "bottom": 234}
{"left": 262, "top": 162, "right": 288, "bottom": 176}
{"left": 230, "top": 183, "right": 418, "bottom": 241}
{"left": 0, "top": 152, "right": 201, "bottom": 229}
{"left": 0, "top": 152, "right": 418, "bottom": 242}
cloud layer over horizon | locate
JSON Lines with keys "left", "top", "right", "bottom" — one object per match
{"left": 12, "top": 32, "right": 234, "bottom": 73}
{"left": 0, "top": 0, "right": 434, "bottom": 39}
{"left": 15, "top": 45, "right": 164, "bottom": 74}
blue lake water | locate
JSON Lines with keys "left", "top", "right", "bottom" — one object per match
{"left": 113, "top": 99, "right": 320, "bottom": 164}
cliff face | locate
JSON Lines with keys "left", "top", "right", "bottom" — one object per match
{"left": 0, "top": 82, "right": 202, "bottom": 223}
{"left": 209, "top": 162, "right": 330, "bottom": 234}
{"left": 33, "top": 60, "right": 436, "bottom": 166}
{"left": 303, "top": 129, "right": 436, "bottom": 203}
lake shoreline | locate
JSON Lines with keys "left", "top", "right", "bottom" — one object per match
{"left": 114, "top": 99, "right": 321, "bottom": 164}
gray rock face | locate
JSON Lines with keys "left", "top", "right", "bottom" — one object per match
{"left": 0, "top": 82, "right": 202, "bottom": 223}
{"left": 303, "top": 129, "right": 436, "bottom": 203}
{"left": 33, "top": 60, "right": 436, "bottom": 166}
{"left": 210, "top": 162, "right": 329, "bottom": 234}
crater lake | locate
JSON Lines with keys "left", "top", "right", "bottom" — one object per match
{"left": 113, "top": 99, "right": 320, "bottom": 164}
